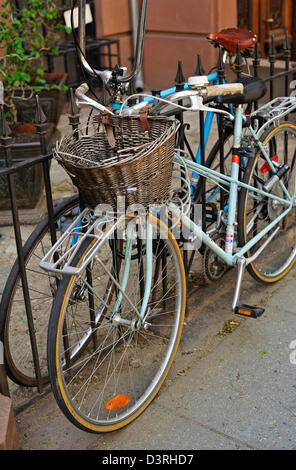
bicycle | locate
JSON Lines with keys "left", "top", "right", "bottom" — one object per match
{"left": 39, "top": 61, "right": 296, "bottom": 432}
{"left": 0, "top": 0, "right": 258, "bottom": 388}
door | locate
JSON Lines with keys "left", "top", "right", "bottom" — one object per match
{"left": 237, "top": 0, "right": 293, "bottom": 57}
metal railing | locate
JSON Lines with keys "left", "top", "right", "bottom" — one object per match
{"left": 0, "top": 98, "right": 57, "bottom": 397}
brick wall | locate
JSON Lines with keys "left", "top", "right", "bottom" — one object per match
{"left": 91, "top": 0, "right": 237, "bottom": 89}
{"left": 94, "top": 0, "right": 134, "bottom": 73}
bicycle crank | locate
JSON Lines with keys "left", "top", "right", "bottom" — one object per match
{"left": 203, "top": 231, "right": 229, "bottom": 282}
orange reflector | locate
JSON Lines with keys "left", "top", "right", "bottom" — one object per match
{"left": 238, "top": 308, "right": 251, "bottom": 316}
{"left": 260, "top": 155, "right": 278, "bottom": 173}
{"left": 105, "top": 394, "right": 131, "bottom": 411}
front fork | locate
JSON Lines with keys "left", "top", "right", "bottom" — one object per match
{"left": 110, "top": 214, "right": 154, "bottom": 330}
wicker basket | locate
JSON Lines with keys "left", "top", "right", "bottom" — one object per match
{"left": 54, "top": 113, "right": 180, "bottom": 210}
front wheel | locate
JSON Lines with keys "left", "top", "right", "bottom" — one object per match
{"left": 238, "top": 122, "right": 296, "bottom": 283}
{"left": 47, "top": 214, "right": 186, "bottom": 433}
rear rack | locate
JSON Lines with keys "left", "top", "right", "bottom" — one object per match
{"left": 252, "top": 96, "right": 296, "bottom": 135}
{"left": 39, "top": 209, "right": 122, "bottom": 276}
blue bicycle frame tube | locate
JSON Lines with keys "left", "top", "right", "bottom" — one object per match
{"left": 191, "top": 76, "right": 233, "bottom": 199}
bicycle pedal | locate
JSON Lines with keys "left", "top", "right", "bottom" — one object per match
{"left": 234, "top": 304, "right": 265, "bottom": 319}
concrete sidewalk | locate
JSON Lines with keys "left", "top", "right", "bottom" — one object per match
{"left": 14, "top": 264, "right": 296, "bottom": 450}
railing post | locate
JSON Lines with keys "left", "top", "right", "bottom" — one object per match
{"left": 268, "top": 35, "right": 276, "bottom": 101}
{"left": 0, "top": 106, "right": 43, "bottom": 393}
{"left": 253, "top": 42, "right": 261, "bottom": 111}
{"left": 174, "top": 60, "right": 185, "bottom": 150}
{"left": 195, "top": 53, "right": 205, "bottom": 76}
{"left": 35, "top": 96, "right": 57, "bottom": 249}
{"left": 283, "top": 31, "right": 291, "bottom": 100}
{"left": 235, "top": 44, "right": 243, "bottom": 80}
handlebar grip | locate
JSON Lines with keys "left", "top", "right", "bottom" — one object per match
{"left": 206, "top": 83, "right": 244, "bottom": 97}
{"left": 76, "top": 83, "right": 89, "bottom": 95}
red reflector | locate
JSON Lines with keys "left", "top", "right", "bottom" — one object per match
{"left": 260, "top": 156, "right": 278, "bottom": 173}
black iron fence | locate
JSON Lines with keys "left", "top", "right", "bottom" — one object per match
{"left": 0, "top": 97, "right": 57, "bottom": 397}
{"left": 0, "top": 32, "right": 296, "bottom": 409}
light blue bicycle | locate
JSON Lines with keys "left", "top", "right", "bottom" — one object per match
{"left": 40, "top": 70, "right": 296, "bottom": 432}
{"left": 0, "top": 0, "right": 257, "bottom": 390}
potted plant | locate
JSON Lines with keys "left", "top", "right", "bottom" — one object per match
{"left": 0, "top": 0, "right": 70, "bottom": 209}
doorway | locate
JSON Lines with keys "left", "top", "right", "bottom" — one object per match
{"left": 237, "top": 0, "right": 294, "bottom": 57}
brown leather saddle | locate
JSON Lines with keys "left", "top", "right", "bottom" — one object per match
{"left": 207, "top": 28, "right": 257, "bottom": 53}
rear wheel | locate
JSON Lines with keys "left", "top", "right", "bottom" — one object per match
{"left": 0, "top": 195, "right": 80, "bottom": 386}
{"left": 238, "top": 122, "right": 296, "bottom": 283}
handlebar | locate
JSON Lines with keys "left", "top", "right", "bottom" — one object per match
{"left": 77, "top": 0, "right": 148, "bottom": 84}
{"left": 75, "top": 83, "right": 114, "bottom": 114}
{"left": 75, "top": 80, "right": 244, "bottom": 119}
{"left": 204, "top": 83, "right": 244, "bottom": 97}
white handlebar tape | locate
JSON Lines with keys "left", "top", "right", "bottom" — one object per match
{"left": 206, "top": 83, "right": 244, "bottom": 97}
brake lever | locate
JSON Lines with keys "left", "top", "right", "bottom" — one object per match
{"left": 75, "top": 83, "right": 114, "bottom": 115}
{"left": 190, "top": 95, "right": 234, "bottom": 120}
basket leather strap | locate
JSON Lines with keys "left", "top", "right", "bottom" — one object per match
{"left": 102, "top": 109, "right": 116, "bottom": 148}
{"left": 139, "top": 109, "right": 151, "bottom": 134}
{"left": 102, "top": 109, "right": 112, "bottom": 125}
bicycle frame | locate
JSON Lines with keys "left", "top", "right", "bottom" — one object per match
{"left": 51, "top": 105, "right": 294, "bottom": 325}
{"left": 122, "top": 104, "right": 295, "bottom": 322}
{"left": 41, "top": 101, "right": 296, "bottom": 325}
{"left": 171, "top": 105, "right": 294, "bottom": 264}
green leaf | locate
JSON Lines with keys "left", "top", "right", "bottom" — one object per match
{"left": 5, "top": 112, "right": 13, "bottom": 121}
{"left": 36, "top": 68, "right": 45, "bottom": 76}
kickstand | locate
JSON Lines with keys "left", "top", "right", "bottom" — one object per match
{"left": 232, "top": 257, "right": 246, "bottom": 311}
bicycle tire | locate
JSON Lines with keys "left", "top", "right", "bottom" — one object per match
{"left": 238, "top": 122, "right": 296, "bottom": 283}
{"left": 47, "top": 214, "right": 186, "bottom": 433}
{"left": 0, "top": 194, "right": 80, "bottom": 387}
